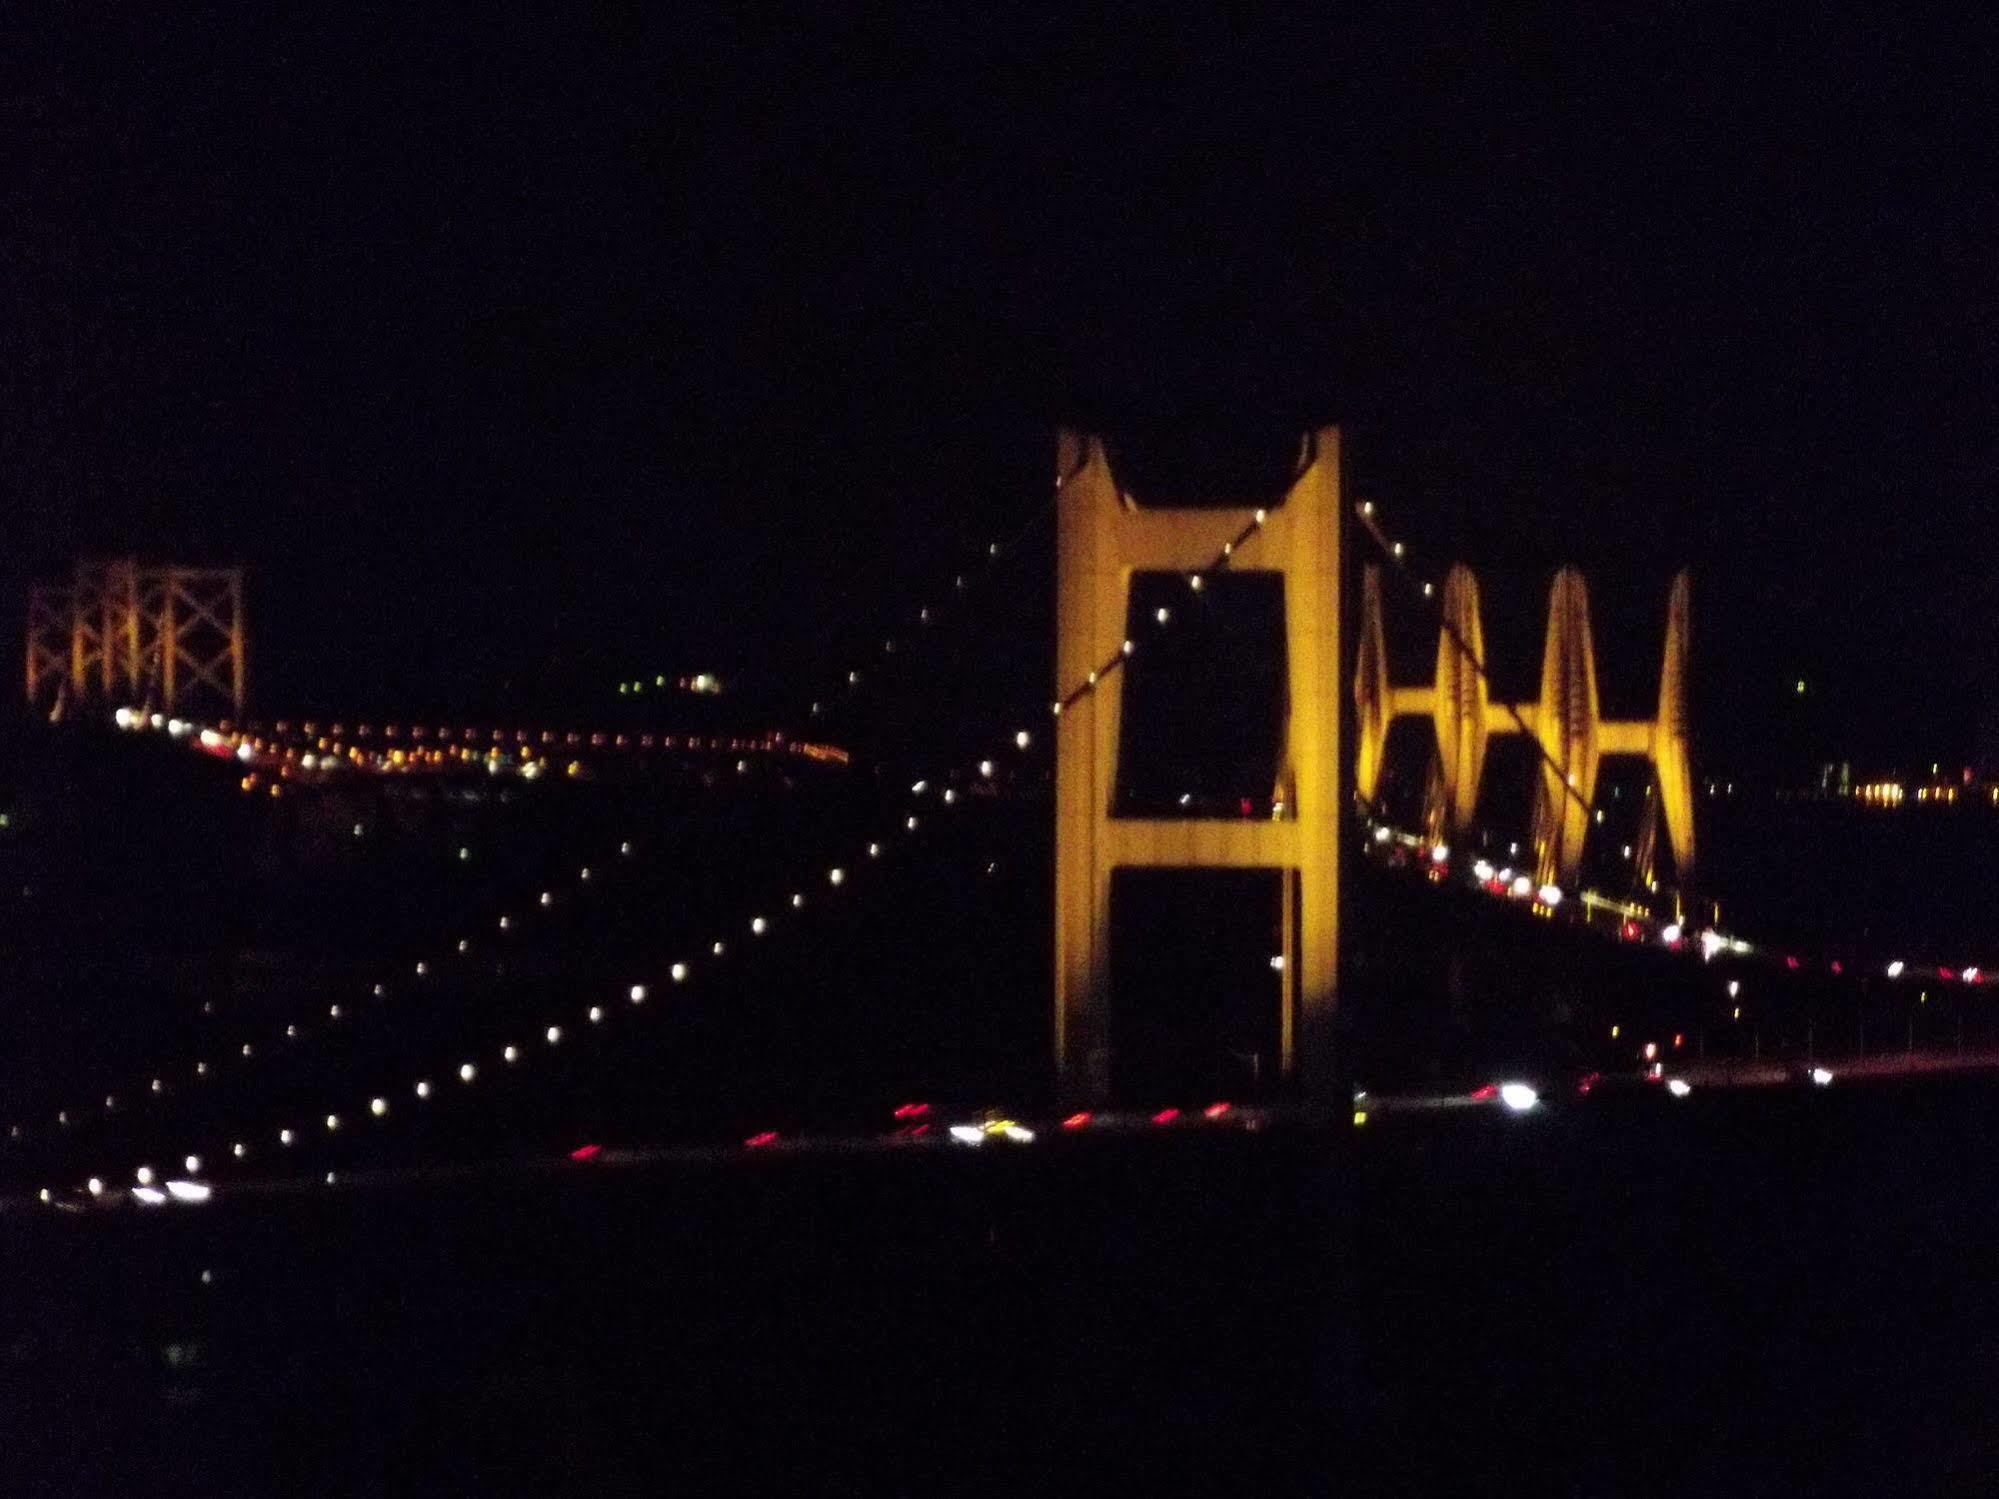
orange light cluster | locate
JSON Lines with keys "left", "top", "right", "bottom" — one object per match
{"left": 152, "top": 713, "right": 849, "bottom": 791}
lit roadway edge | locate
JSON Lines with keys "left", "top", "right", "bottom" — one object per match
{"left": 25, "top": 1057, "right": 1999, "bottom": 1216}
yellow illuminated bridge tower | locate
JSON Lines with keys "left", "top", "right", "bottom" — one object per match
{"left": 1053, "top": 427, "right": 1346, "bottom": 1106}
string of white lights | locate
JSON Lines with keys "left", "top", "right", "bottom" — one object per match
{"left": 30, "top": 501, "right": 1275, "bottom": 1204}
{"left": 50, "top": 806, "right": 932, "bottom": 1201}
{"left": 2, "top": 807, "right": 660, "bottom": 1153}
{"left": 804, "top": 484, "right": 1066, "bottom": 726}
{"left": 1049, "top": 504, "right": 1275, "bottom": 720}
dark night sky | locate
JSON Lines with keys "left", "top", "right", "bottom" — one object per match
{"left": 4, "top": 5, "right": 1996, "bottom": 771}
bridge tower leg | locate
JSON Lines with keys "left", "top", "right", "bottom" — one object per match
{"left": 1353, "top": 564, "right": 1390, "bottom": 811}
{"left": 24, "top": 584, "right": 71, "bottom": 710}
{"left": 104, "top": 559, "right": 142, "bottom": 699}
{"left": 69, "top": 559, "right": 109, "bottom": 701}
{"left": 1431, "top": 563, "right": 1491, "bottom": 839}
{"left": 1652, "top": 569, "right": 1695, "bottom": 903}
{"left": 1053, "top": 427, "right": 1345, "bottom": 1106}
{"left": 1529, "top": 567, "right": 1602, "bottom": 891}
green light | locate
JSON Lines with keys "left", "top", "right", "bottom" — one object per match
{"left": 1795, "top": 680, "right": 1806, "bottom": 695}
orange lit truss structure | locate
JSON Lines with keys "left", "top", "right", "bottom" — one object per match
{"left": 1355, "top": 562, "right": 1693, "bottom": 903}
{"left": 24, "top": 558, "right": 246, "bottom": 719}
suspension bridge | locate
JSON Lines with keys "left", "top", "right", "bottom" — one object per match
{"left": 8, "top": 425, "right": 1995, "bottom": 1213}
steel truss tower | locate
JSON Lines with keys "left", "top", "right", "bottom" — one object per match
{"left": 24, "top": 557, "right": 246, "bottom": 718}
